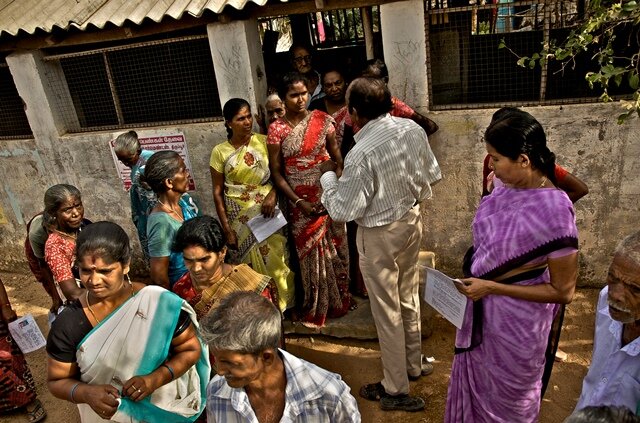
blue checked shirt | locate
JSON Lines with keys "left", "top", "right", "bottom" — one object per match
{"left": 206, "top": 349, "right": 361, "bottom": 422}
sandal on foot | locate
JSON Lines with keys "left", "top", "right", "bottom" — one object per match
{"left": 25, "top": 399, "right": 46, "bottom": 423}
{"left": 359, "top": 382, "right": 387, "bottom": 401}
{"left": 380, "top": 394, "right": 425, "bottom": 412}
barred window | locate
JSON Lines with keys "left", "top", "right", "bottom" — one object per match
{"left": 259, "top": 7, "right": 380, "bottom": 51}
{"left": 46, "top": 35, "right": 222, "bottom": 132}
{"left": 309, "top": 7, "right": 380, "bottom": 48}
{"left": 0, "top": 64, "right": 32, "bottom": 139}
{"left": 426, "top": 0, "right": 637, "bottom": 109}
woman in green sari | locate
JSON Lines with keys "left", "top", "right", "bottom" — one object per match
{"left": 210, "top": 98, "right": 294, "bottom": 311}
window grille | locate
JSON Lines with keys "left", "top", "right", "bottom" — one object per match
{"left": 425, "top": 0, "right": 637, "bottom": 109}
{"left": 258, "top": 7, "right": 381, "bottom": 51}
{"left": 309, "top": 7, "right": 381, "bottom": 48}
{"left": 45, "top": 35, "right": 222, "bottom": 132}
{"left": 0, "top": 63, "right": 33, "bottom": 139}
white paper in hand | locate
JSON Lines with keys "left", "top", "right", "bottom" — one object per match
{"left": 424, "top": 268, "right": 468, "bottom": 329}
{"left": 246, "top": 207, "right": 287, "bottom": 243}
{"left": 8, "top": 314, "right": 47, "bottom": 353}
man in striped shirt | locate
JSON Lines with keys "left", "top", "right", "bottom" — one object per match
{"left": 319, "top": 77, "right": 441, "bottom": 413}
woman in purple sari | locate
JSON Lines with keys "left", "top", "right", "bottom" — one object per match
{"left": 445, "top": 111, "right": 579, "bottom": 422}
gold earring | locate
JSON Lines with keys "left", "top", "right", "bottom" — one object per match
{"left": 126, "top": 274, "right": 132, "bottom": 285}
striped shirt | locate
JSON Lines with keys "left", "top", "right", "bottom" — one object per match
{"left": 206, "top": 349, "right": 361, "bottom": 422}
{"left": 320, "top": 114, "right": 441, "bottom": 227}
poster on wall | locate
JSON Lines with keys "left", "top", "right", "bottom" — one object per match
{"left": 109, "top": 130, "right": 196, "bottom": 192}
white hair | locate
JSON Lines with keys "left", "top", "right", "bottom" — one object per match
{"left": 113, "top": 131, "right": 140, "bottom": 155}
{"left": 265, "top": 93, "right": 282, "bottom": 105}
{"left": 614, "top": 231, "right": 640, "bottom": 268}
{"left": 200, "top": 291, "right": 281, "bottom": 354}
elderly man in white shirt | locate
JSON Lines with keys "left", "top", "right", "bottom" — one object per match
{"left": 319, "top": 77, "right": 441, "bottom": 413}
{"left": 574, "top": 231, "right": 640, "bottom": 413}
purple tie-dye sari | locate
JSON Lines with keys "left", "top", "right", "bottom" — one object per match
{"left": 445, "top": 186, "right": 578, "bottom": 423}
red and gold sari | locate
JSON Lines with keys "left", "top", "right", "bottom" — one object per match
{"left": 268, "top": 110, "right": 351, "bottom": 327}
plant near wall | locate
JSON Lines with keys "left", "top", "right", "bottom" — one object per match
{"left": 499, "top": 0, "right": 640, "bottom": 123}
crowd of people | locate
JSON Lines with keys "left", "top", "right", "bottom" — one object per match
{"left": 0, "top": 43, "right": 637, "bottom": 423}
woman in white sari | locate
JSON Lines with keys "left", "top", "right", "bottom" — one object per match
{"left": 46, "top": 221, "right": 210, "bottom": 422}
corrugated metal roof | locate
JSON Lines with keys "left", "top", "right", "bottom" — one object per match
{"left": 0, "top": 0, "right": 279, "bottom": 36}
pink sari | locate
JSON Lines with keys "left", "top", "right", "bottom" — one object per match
{"left": 446, "top": 187, "right": 578, "bottom": 422}
{"left": 268, "top": 110, "right": 351, "bottom": 327}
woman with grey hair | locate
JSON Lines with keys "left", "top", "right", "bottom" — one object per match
{"left": 255, "top": 94, "right": 286, "bottom": 134}
{"left": 141, "top": 151, "right": 199, "bottom": 289}
{"left": 113, "top": 130, "right": 156, "bottom": 261}
{"left": 43, "top": 184, "right": 91, "bottom": 302}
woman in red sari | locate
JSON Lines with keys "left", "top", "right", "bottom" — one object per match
{"left": 267, "top": 72, "right": 353, "bottom": 328}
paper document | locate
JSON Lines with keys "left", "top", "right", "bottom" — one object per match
{"left": 424, "top": 268, "right": 468, "bottom": 329}
{"left": 8, "top": 314, "right": 47, "bottom": 353}
{"left": 246, "top": 207, "right": 287, "bottom": 243}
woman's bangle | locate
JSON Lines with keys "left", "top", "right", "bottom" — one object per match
{"left": 294, "top": 198, "right": 304, "bottom": 207}
{"left": 70, "top": 382, "right": 81, "bottom": 403}
{"left": 161, "top": 363, "right": 175, "bottom": 381}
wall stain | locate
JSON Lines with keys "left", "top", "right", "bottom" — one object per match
{"left": 3, "top": 186, "right": 24, "bottom": 225}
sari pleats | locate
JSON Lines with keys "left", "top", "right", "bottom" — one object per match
{"left": 0, "top": 319, "right": 36, "bottom": 412}
{"left": 213, "top": 134, "right": 294, "bottom": 311}
{"left": 446, "top": 187, "right": 578, "bottom": 422}
{"left": 280, "top": 111, "right": 351, "bottom": 327}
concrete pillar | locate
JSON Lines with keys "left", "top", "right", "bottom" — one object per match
{"left": 380, "top": 0, "right": 430, "bottom": 110}
{"left": 207, "top": 19, "right": 268, "bottom": 115}
{"left": 7, "top": 50, "right": 78, "bottom": 139}
{"left": 6, "top": 50, "right": 79, "bottom": 180}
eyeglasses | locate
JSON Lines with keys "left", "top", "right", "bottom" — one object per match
{"left": 293, "top": 55, "right": 312, "bottom": 64}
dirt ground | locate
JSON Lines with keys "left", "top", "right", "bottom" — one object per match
{"left": 0, "top": 270, "right": 599, "bottom": 423}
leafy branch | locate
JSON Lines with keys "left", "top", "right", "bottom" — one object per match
{"left": 499, "top": 0, "right": 640, "bottom": 123}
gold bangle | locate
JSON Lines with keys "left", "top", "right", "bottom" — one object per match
{"left": 294, "top": 198, "right": 304, "bottom": 206}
